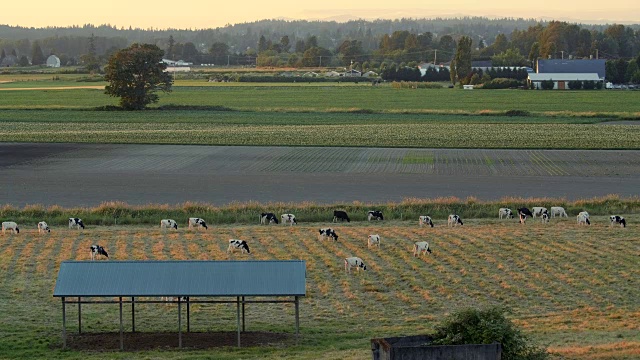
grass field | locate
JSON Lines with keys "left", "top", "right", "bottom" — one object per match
{"left": 0, "top": 219, "right": 638, "bottom": 359}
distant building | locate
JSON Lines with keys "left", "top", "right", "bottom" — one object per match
{"left": 0, "top": 54, "right": 18, "bottom": 67}
{"left": 527, "top": 73, "right": 602, "bottom": 89}
{"left": 343, "top": 69, "right": 361, "bottom": 77}
{"left": 471, "top": 60, "right": 492, "bottom": 68}
{"left": 325, "top": 71, "right": 340, "bottom": 77}
{"left": 46, "top": 55, "right": 61, "bottom": 68}
{"left": 362, "top": 71, "right": 379, "bottom": 78}
{"left": 536, "top": 59, "right": 606, "bottom": 79}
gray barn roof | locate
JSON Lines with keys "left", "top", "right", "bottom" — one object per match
{"left": 53, "top": 260, "right": 306, "bottom": 297}
{"left": 537, "top": 59, "right": 606, "bottom": 78}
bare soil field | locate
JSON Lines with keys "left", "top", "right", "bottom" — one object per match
{"left": 1, "top": 143, "right": 640, "bottom": 207}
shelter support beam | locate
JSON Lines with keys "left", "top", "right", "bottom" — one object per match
{"left": 131, "top": 297, "right": 135, "bottom": 333}
{"left": 242, "top": 296, "right": 245, "bottom": 332}
{"left": 187, "top": 298, "right": 190, "bottom": 333}
{"left": 119, "top": 297, "right": 123, "bottom": 351}
{"left": 295, "top": 296, "right": 300, "bottom": 335}
{"left": 237, "top": 296, "right": 241, "bottom": 347}
{"left": 62, "top": 297, "right": 66, "bottom": 349}
{"left": 78, "top": 297, "right": 81, "bottom": 334}
{"left": 178, "top": 298, "right": 182, "bottom": 348}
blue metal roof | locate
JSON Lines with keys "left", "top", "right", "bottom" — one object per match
{"left": 53, "top": 261, "right": 306, "bottom": 297}
{"left": 537, "top": 59, "right": 606, "bottom": 78}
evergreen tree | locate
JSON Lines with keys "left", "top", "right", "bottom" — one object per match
{"left": 453, "top": 36, "right": 473, "bottom": 83}
{"left": 30, "top": 41, "right": 46, "bottom": 65}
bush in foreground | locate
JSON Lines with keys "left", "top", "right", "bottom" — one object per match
{"left": 432, "top": 307, "right": 548, "bottom": 360}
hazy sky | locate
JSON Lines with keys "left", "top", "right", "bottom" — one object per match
{"left": 2, "top": 0, "right": 639, "bottom": 29}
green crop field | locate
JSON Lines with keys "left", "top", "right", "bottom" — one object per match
{"left": 0, "top": 84, "right": 639, "bottom": 149}
{"left": 0, "top": 220, "right": 638, "bottom": 359}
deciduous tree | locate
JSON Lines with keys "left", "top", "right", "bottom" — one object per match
{"left": 104, "top": 43, "right": 173, "bottom": 110}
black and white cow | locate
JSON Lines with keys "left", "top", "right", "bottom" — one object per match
{"left": 69, "top": 218, "right": 85, "bottom": 229}
{"left": 260, "top": 212, "right": 279, "bottom": 225}
{"left": 550, "top": 207, "right": 568, "bottom": 218}
{"left": 577, "top": 211, "right": 591, "bottom": 225}
{"left": 531, "top": 207, "right": 549, "bottom": 219}
{"left": 37, "top": 221, "right": 50, "bottom": 233}
{"left": 160, "top": 219, "right": 178, "bottom": 230}
{"left": 609, "top": 215, "right": 626, "bottom": 227}
{"left": 541, "top": 212, "right": 550, "bottom": 223}
{"left": 90, "top": 245, "right": 109, "bottom": 260}
{"left": 419, "top": 215, "right": 434, "bottom": 227}
{"left": 413, "top": 241, "right": 432, "bottom": 257}
{"left": 2, "top": 221, "right": 19, "bottom": 234}
{"left": 367, "top": 210, "right": 384, "bottom": 221}
{"left": 447, "top": 214, "right": 463, "bottom": 227}
{"left": 281, "top": 213, "right": 297, "bottom": 225}
{"left": 498, "top": 208, "right": 514, "bottom": 219}
{"left": 333, "top": 210, "right": 350, "bottom": 223}
{"left": 227, "top": 239, "right": 251, "bottom": 254}
{"left": 344, "top": 257, "right": 367, "bottom": 273}
{"left": 188, "top": 217, "right": 208, "bottom": 230}
{"left": 319, "top": 228, "right": 339, "bottom": 241}
{"left": 517, "top": 208, "right": 533, "bottom": 224}
{"left": 367, "top": 234, "right": 381, "bottom": 248}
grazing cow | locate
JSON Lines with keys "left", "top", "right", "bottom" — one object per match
{"left": 550, "top": 207, "right": 568, "bottom": 218}
{"left": 419, "top": 215, "right": 434, "bottom": 227}
{"left": 318, "top": 228, "right": 339, "bottom": 241}
{"left": 609, "top": 215, "right": 626, "bottom": 227}
{"left": 333, "top": 210, "right": 350, "bottom": 223}
{"left": 227, "top": 239, "right": 251, "bottom": 254}
{"left": 531, "top": 207, "right": 548, "bottom": 218}
{"left": 413, "top": 241, "right": 433, "bottom": 257}
{"left": 90, "top": 245, "right": 108, "bottom": 260}
{"left": 2, "top": 221, "right": 19, "bottom": 234}
{"left": 188, "top": 217, "right": 208, "bottom": 230}
{"left": 498, "top": 208, "right": 514, "bottom": 219}
{"left": 447, "top": 214, "right": 463, "bottom": 227}
{"left": 160, "top": 219, "right": 178, "bottom": 230}
{"left": 37, "top": 221, "right": 50, "bottom": 233}
{"left": 541, "top": 212, "right": 550, "bottom": 223}
{"left": 367, "top": 210, "right": 384, "bottom": 221}
{"left": 161, "top": 296, "right": 189, "bottom": 302}
{"left": 367, "top": 234, "right": 381, "bottom": 248}
{"left": 517, "top": 208, "right": 533, "bottom": 224}
{"left": 344, "top": 257, "right": 367, "bottom": 274}
{"left": 260, "top": 212, "right": 279, "bottom": 225}
{"left": 69, "top": 218, "right": 85, "bottom": 229}
{"left": 577, "top": 213, "right": 591, "bottom": 225}
{"left": 281, "top": 213, "right": 297, "bottom": 225}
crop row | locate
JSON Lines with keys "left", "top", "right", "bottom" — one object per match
{"left": 3, "top": 121, "right": 640, "bottom": 149}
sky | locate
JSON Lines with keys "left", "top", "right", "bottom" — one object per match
{"left": 2, "top": 0, "right": 639, "bottom": 29}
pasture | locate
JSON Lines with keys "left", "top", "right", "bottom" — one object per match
{"left": 0, "top": 219, "right": 638, "bottom": 359}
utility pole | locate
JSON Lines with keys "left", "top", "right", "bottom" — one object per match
{"left": 596, "top": 49, "right": 598, "bottom": 59}
{"left": 560, "top": 51, "right": 564, "bottom": 60}
{"left": 227, "top": 55, "right": 230, "bottom": 66}
{"left": 434, "top": 49, "right": 437, "bottom": 64}
{"left": 319, "top": 56, "right": 322, "bottom": 67}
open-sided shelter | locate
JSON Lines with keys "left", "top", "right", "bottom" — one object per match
{"left": 53, "top": 260, "right": 306, "bottom": 350}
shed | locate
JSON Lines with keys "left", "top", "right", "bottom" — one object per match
{"left": 536, "top": 59, "right": 606, "bottom": 79}
{"left": 371, "top": 335, "right": 502, "bottom": 360}
{"left": 46, "top": 55, "right": 61, "bottom": 67}
{"left": 53, "top": 260, "right": 306, "bottom": 349}
{"left": 527, "top": 73, "right": 602, "bottom": 89}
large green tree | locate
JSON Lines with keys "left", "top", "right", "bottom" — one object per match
{"left": 30, "top": 41, "right": 45, "bottom": 65}
{"left": 104, "top": 43, "right": 173, "bottom": 110}
{"left": 453, "top": 36, "right": 472, "bottom": 83}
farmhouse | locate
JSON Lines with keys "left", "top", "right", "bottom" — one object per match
{"left": 46, "top": 55, "right": 60, "bottom": 67}
{"left": 527, "top": 73, "right": 602, "bottom": 89}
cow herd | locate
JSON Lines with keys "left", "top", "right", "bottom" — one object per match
{"left": 0, "top": 207, "right": 628, "bottom": 270}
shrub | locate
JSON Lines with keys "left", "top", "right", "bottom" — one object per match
{"left": 505, "top": 109, "right": 531, "bottom": 117}
{"left": 432, "top": 307, "right": 548, "bottom": 360}
{"left": 481, "top": 78, "right": 522, "bottom": 89}
{"left": 583, "top": 80, "right": 596, "bottom": 90}
{"left": 540, "top": 80, "right": 554, "bottom": 90}
{"left": 568, "top": 80, "right": 583, "bottom": 90}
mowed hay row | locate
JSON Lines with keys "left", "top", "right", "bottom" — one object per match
{"left": 0, "top": 223, "right": 638, "bottom": 359}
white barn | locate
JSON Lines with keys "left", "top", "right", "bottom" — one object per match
{"left": 527, "top": 73, "right": 602, "bottom": 90}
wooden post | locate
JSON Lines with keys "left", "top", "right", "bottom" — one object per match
{"left": 242, "top": 296, "right": 245, "bottom": 332}
{"left": 78, "top": 297, "right": 81, "bottom": 334}
{"left": 178, "top": 298, "right": 182, "bottom": 349}
{"left": 295, "top": 296, "right": 300, "bottom": 335}
{"left": 119, "top": 297, "right": 123, "bottom": 351}
{"left": 236, "top": 296, "right": 241, "bottom": 347}
{"left": 186, "top": 297, "right": 190, "bottom": 333}
{"left": 131, "top": 297, "right": 135, "bottom": 333}
{"left": 62, "top": 297, "right": 66, "bottom": 349}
